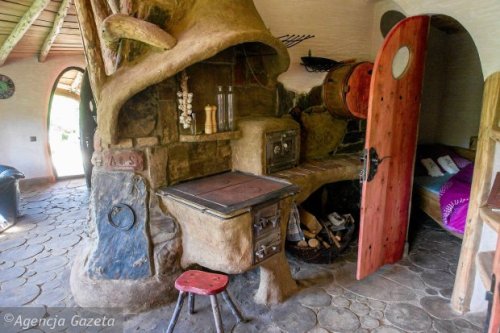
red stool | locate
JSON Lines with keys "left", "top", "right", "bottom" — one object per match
{"left": 166, "top": 270, "right": 245, "bottom": 333}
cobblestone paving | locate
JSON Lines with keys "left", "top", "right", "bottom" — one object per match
{"left": 0, "top": 180, "right": 487, "bottom": 332}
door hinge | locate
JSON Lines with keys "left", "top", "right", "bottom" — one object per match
{"left": 484, "top": 273, "right": 496, "bottom": 333}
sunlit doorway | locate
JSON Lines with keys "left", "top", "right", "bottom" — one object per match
{"left": 48, "top": 68, "right": 85, "bottom": 178}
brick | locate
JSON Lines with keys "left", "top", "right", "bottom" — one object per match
{"left": 136, "top": 136, "right": 159, "bottom": 148}
{"left": 110, "top": 138, "right": 133, "bottom": 149}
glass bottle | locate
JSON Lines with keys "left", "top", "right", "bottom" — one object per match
{"left": 226, "top": 86, "right": 235, "bottom": 131}
{"left": 190, "top": 112, "right": 196, "bottom": 135}
{"left": 216, "top": 86, "right": 226, "bottom": 132}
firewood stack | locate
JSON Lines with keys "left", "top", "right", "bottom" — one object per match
{"left": 288, "top": 206, "right": 355, "bottom": 257}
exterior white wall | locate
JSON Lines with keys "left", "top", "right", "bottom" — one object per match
{"left": 0, "top": 55, "right": 85, "bottom": 179}
{"left": 254, "top": 0, "right": 375, "bottom": 93}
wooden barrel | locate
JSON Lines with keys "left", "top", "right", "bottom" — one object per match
{"left": 322, "top": 62, "right": 373, "bottom": 119}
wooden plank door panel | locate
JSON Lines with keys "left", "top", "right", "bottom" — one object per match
{"left": 357, "top": 16, "right": 430, "bottom": 280}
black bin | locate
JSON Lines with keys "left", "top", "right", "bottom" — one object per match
{"left": 0, "top": 165, "right": 24, "bottom": 228}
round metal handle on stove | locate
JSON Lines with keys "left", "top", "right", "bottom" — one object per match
{"left": 108, "top": 203, "right": 135, "bottom": 231}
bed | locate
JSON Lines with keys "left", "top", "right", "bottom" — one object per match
{"left": 413, "top": 145, "right": 476, "bottom": 238}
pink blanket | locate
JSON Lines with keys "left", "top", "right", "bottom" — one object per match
{"left": 439, "top": 163, "right": 474, "bottom": 234}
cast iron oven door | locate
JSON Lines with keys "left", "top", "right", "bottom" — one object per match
{"left": 266, "top": 129, "right": 299, "bottom": 174}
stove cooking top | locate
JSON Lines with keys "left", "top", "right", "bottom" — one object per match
{"left": 158, "top": 171, "right": 298, "bottom": 215}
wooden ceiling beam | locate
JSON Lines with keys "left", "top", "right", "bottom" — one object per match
{"left": 0, "top": 0, "right": 52, "bottom": 66}
{"left": 39, "top": 0, "right": 72, "bottom": 62}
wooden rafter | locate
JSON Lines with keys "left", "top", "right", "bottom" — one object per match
{"left": 39, "top": 0, "right": 73, "bottom": 62}
{"left": 0, "top": 0, "right": 52, "bottom": 66}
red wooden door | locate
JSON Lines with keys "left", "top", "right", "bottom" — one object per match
{"left": 357, "top": 16, "right": 430, "bottom": 280}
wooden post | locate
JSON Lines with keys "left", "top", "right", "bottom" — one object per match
{"left": 74, "top": 0, "right": 107, "bottom": 100}
{"left": 451, "top": 72, "right": 500, "bottom": 313}
{"left": 90, "top": 0, "right": 117, "bottom": 76}
{"left": 107, "top": 0, "right": 120, "bottom": 14}
{"left": 0, "top": 0, "right": 51, "bottom": 66}
{"left": 39, "top": 0, "right": 72, "bottom": 63}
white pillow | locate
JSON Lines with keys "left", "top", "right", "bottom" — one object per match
{"left": 421, "top": 158, "right": 444, "bottom": 177}
{"left": 437, "top": 155, "right": 460, "bottom": 174}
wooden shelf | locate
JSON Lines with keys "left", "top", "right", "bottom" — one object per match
{"left": 179, "top": 131, "right": 241, "bottom": 143}
{"left": 476, "top": 251, "right": 494, "bottom": 290}
{"left": 479, "top": 206, "right": 500, "bottom": 233}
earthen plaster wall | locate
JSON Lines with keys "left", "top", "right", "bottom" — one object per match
{"left": 0, "top": 55, "right": 85, "bottom": 179}
{"left": 254, "top": 0, "right": 375, "bottom": 93}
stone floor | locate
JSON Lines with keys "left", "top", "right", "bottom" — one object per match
{"left": 0, "top": 179, "right": 488, "bottom": 332}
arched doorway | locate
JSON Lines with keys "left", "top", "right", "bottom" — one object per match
{"left": 48, "top": 67, "right": 85, "bottom": 179}
{"left": 359, "top": 12, "right": 487, "bottom": 313}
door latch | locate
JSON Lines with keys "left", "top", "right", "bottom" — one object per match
{"left": 360, "top": 147, "right": 389, "bottom": 183}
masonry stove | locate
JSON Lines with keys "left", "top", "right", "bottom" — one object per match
{"left": 158, "top": 171, "right": 298, "bottom": 270}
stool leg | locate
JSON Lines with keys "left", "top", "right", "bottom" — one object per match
{"left": 221, "top": 290, "right": 245, "bottom": 323}
{"left": 188, "top": 293, "right": 195, "bottom": 314}
{"left": 209, "top": 295, "right": 224, "bottom": 333}
{"left": 166, "top": 291, "right": 186, "bottom": 333}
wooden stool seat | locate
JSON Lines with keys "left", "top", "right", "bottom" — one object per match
{"left": 175, "top": 270, "right": 228, "bottom": 295}
{"left": 166, "top": 270, "right": 246, "bottom": 333}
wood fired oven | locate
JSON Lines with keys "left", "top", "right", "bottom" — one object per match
{"left": 158, "top": 171, "right": 298, "bottom": 272}
{"left": 231, "top": 117, "right": 300, "bottom": 175}
{"left": 265, "top": 128, "right": 300, "bottom": 174}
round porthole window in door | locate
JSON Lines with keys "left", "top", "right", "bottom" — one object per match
{"left": 392, "top": 46, "right": 410, "bottom": 79}
{"left": 0, "top": 74, "right": 15, "bottom": 99}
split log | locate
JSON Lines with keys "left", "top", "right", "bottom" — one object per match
{"left": 90, "top": 0, "right": 118, "bottom": 76}
{"left": 74, "top": 0, "right": 107, "bottom": 99}
{"left": 0, "top": 0, "right": 51, "bottom": 66}
{"left": 39, "top": 0, "right": 72, "bottom": 62}
{"left": 107, "top": 0, "right": 120, "bottom": 14}
{"left": 297, "top": 240, "right": 308, "bottom": 248}
{"left": 302, "top": 230, "right": 316, "bottom": 239}
{"left": 299, "top": 207, "right": 322, "bottom": 235}
{"left": 307, "top": 238, "right": 319, "bottom": 248}
{"left": 102, "top": 14, "right": 177, "bottom": 50}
